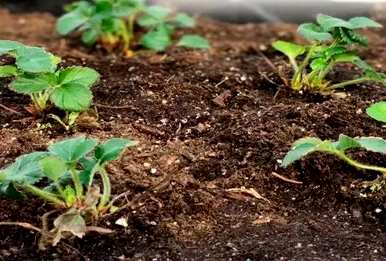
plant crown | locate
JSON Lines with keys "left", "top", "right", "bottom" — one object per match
{"left": 272, "top": 14, "right": 385, "bottom": 91}
{"left": 0, "top": 136, "right": 137, "bottom": 247}
{"left": 56, "top": 0, "right": 210, "bottom": 53}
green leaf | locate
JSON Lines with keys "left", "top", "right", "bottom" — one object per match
{"left": 366, "top": 102, "right": 386, "bottom": 123}
{"left": 140, "top": 24, "right": 172, "bottom": 51}
{"left": 348, "top": 17, "right": 382, "bottom": 29}
{"left": 356, "top": 137, "right": 386, "bottom": 153}
{"left": 82, "top": 28, "right": 100, "bottom": 45}
{"left": 0, "top": 40, "right": 24, "bottom": 55}
{"left": 138, "top": 5, "right": 171, "bottom": 27}
{"left": 56, "top": 10, "right": 89, "bottom": 35}
{"left": 177, "top": 35, "right": 210, "bottom": 49}
{"left": 272, "top": 40, "right": 305, "bottom": 60}
{"left": 10, "top": 73, "right": 57, "bottom": 94}
{"left": 298, "top": 23, "right": 332, "bottom": 41}
{"left": 95, "top": 0, "right": 113, "bottom": 14}
{"left": 79, "top": 157, "right": 98, "bottom": 185}
{"left": 317, "top": 14, "right": 353, "bottom": 31}
{"left": 173, "top": 13, "right": 195, "bottom": 28}
{"left": 40, "top": 156, "right": 67, "bottom": 182}
{"left": 310, "top": 58, "right": 328, "bottom": 71}
{"left": 334, "top": 134, "right": 361, "bottom": 151}
{"left": 51, "top": 83, "right": 92, "bottom": 112}
{"left": 15, "top": 47, "right": 59, "bottom": 73}
{"left": 0, "top": 65, "right": 18, "bottom": 77}
{"left": 58, "top": 66, "right": 100, "bottom": 88}
{"left": 0, "top": 152, "right": 49, "bottom": 185}
{"left": 281, "top": 137, "right": 323, "bottom": 167}
{"left": 95, "top": 138, "right": 137, "bottom": 165}
{"left": 48, "top": 137, "right": 98, "bottom": 163}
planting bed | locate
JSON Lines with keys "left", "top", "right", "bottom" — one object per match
{"left": 1, "top": 8, "right": 386, "bottom": 260}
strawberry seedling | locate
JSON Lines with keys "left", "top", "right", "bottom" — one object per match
{"left": 272, "top": 14, "right": 386, "bottom": 92}
{"left": 56, "top": 0, "right": 210, "bottom": 55}
{"left": 0, "top": 40, "right": 99, "bottom": 129}
{"left": 282, "top": 134, "right": 386, "bottom": 178}
{"left": 0, "top": 136, "right": 137, "bottom": 249}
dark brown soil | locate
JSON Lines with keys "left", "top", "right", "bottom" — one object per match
{"left": 1, "top": 8, "right": 386, "bottom": 260}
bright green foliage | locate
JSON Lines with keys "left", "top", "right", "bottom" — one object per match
{"left": 366, "top": 101, "right": 386, "bottom": 123}
{"left": 0, "top": 40, "right": 99, "bottom": 128}
{"left": 272, "top": 14, "right": 385, "bottom": 92}
{"left": 0, "top": 136, "right": 137, "bottom": 248}
{"left": 282, "top": 134, "right": 386, "bottom": 175}
{"left": 56, "top": 0, "right": 210, "bottom": 53}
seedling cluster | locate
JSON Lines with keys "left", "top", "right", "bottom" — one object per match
{"left": 273, "top": 14, "right": 386, "bottom": 92}
{"left": 0, "top": 137, "right": 136, "bottom": 248}
{"left": 0, "top": 40, "right": 99, "bottom": 129}
{"left": 57, "top": 0, "right": 210, "bottom": 55}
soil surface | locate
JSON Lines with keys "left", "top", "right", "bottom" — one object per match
{"left": 1, "top": 8, "right": 386, "bottom": 261}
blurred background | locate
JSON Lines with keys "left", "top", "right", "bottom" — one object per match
{"left": 1, "top": 0, "right": 385, "bottom": 22}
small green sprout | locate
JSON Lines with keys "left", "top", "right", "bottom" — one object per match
{"left": 272, "top": 14, "right": 385, "bottom": 92}
{"left": 282, "top": 134, "right": 386, "bottom": 177}
{"left": 366, "top": 101, "right": 386, "bottom": 123}
{"left": 56, "top": 0, "right": 210, "bottom": 56}
{"left": 0, "top": 40, "right": 99, "bottom": 129}
{"left": 0, "top": 136, "right": 137, "bottom": 249}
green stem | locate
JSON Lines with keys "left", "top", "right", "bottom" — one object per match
{"left": 291, "top": 46, "right": 314, "bottom": 90}
{"left": 70, "top": 167, "right": 83, "bottom": 199}
{"left": 97, "top": 167, "right": 111, "bottom": 211}
{"left": 327, "top": 77, "right": 369, "bottom": 90}
{"left": 318, "top": 61, "right": 335, "bottom": 80}
{"left": 24, "top": 184, "right": 65, "bottom": 207}
{"left": 337, "top": 152, "right": 386, "bottom": 174}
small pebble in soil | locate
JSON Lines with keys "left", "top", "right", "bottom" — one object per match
{"left": 150, "top": 168, "right": 157, "bottom": 174}
{"left": 375, "top": 208, "right": 382, "bottom": 213}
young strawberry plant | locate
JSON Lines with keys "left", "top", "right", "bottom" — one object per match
{"left": 0, "top": 136, "right": 137, "bottom": 249}
{"left": 272, "top": 14, "right": 386, "bottom": 92}
{"left": 56, "top": 0, "right": 210, "bottom": 55}
{"left": 0, "top": 40, "right": 99, "bottom": 129}
{"left": 282, "top": 134, "right": 386, "bottom": 177}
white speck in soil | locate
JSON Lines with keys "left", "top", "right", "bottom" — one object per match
{"left": 375, "top": 208, "right": 382, "bottom": 213}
